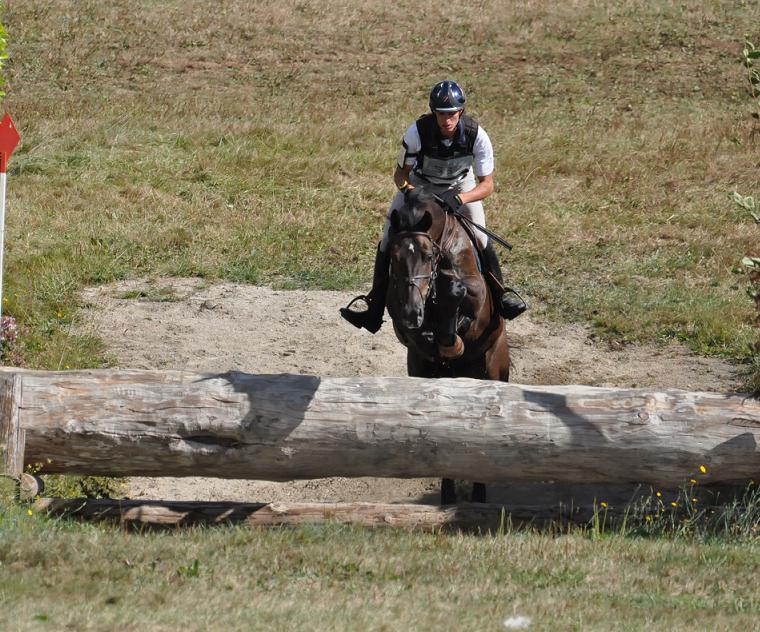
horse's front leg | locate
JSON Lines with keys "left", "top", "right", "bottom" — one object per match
{"left": 433, "top": 271, "right": 466, "bottom": 359}
{"left": 441, "top": 478, "right": 456, "bottom": 505}
{"left": 440, "top": 480, "right": 486, "bottom": 505}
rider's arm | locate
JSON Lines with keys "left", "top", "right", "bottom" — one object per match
{"left": 394, "top": 164, "right": 414, "bottom": 190}
{"left": 394, "top": 124, "right": 420, "bottom": 190}
{"left": 458, "top": 173, "right": 493, "bottom": 204}
{"left": 458, "top": 126, "right": 494, "bottom": 204}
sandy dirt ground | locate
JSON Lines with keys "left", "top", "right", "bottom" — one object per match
{"left": 75, "top": 278, "right": 741, "bottom": 505}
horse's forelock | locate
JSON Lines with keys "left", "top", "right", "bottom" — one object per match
{"left": 399, "top": 187, "right": 441, "bottom": 232}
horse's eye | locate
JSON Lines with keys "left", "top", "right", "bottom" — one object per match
{"left": 425, "top": 252, "right": 435, "bottom": 262}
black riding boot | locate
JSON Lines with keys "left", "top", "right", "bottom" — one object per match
{"left": 340, "top": 245, "right": 390, "bottom": 334}
{"left": 482, "top": 240, "right": 528, "bottom": 320}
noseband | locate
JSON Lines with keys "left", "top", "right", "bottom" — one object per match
{"left": 391, "top": 231, "right": 442, "bottom": 305}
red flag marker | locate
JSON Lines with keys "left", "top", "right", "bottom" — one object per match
{"left": 0, "top": 113, "right": 20, "bottom": 172}
{"left": 0, "top": 112, "right": 20, "bottom": 326}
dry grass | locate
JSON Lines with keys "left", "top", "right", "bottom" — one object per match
{"left": 1, "top": 504, "right": 759, "bottom": 631}
{"left": 2, "top": 0, "right": 759, "bottom": 367}
{"left": 2, "top": 4, "right": 760, "bottom": 626}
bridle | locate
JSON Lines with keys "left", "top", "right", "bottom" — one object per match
{"left": 391, "top": 231, "right": 443, "bottom": 306}
{"left": 390, "top": 212, "right": 456, "bottom": 309}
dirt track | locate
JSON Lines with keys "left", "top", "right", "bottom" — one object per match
{"left": 76, "top": 278, "right": 740, "bottom": 504}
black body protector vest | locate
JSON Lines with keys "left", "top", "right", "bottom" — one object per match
{"left": 413, "top": 113, "right": 479, "bottom": 183}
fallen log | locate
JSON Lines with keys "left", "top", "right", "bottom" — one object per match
{"left": 2, "top": 368, "right": 760, "bottom": 487}
{"left": 32, "top": 498, "right": 600, "bottom": 530}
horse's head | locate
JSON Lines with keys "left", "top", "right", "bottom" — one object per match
{"left": 386, "top": 188, "right": 444, "bottom": 330}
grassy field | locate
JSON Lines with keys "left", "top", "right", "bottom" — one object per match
{"left": 1, "top": 1, "right": 760, "bottom": 629}
{"left": 2, "top": 0, "right": 759, "bottom": 369}
{"left": 2, "top": 502, "right": 760, "bottom": 632}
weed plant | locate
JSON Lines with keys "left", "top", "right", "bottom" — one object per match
{"left": 589, "top": 482, "right": 760, "bottom": 542}
{"left": 733, "top": 38, "right": 760, "bottom": 391}
{"left": 734, "top": 192, "right": 760, "bottom": 391}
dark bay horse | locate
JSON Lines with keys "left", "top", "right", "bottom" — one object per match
{"left": 385, "top": 188, "right": 510, "bottom": 504}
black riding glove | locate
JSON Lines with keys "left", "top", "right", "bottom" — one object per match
{"left": 440, "top": 190, "right": 464, "bottom": 214}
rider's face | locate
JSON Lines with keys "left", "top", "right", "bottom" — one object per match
{"left": 435, "top": 110, "right": 462, "bottom": 138}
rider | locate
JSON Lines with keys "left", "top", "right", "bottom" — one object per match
{"left": 340, "top": 79, "right": 527, "bottom": 334}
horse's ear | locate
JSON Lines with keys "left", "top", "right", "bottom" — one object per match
{"left": 416, "top": 211, "right": 433, "bottom": 233}
{"left": 390, "top": 208, "right": 401, "bottom": 232}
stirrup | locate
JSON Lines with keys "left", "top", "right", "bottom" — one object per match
{"left": 339, "top": 295, "right": 384, "bottom": 334}
{"left": 342, "top": 294, "right": 369, "bottom": 314}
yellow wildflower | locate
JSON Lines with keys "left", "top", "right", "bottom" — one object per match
{"left": 600, "top": 501, "right": 608, "bottom": 508}
{"left": 699, "top": 465, "right": 707, "bottom": 474}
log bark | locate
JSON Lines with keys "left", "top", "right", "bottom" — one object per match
{"left": 3, "top": 368, "right": 760, "bottom": 487}
{"left": 33, "top": 498, "right": 597, "bottom": 530}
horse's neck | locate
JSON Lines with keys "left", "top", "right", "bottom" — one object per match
{"left": 440, "top": 222, "right": 479, "bottom": 274}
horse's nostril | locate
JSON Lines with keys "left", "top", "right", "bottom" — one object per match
{"left": 402, "top": 309, "right": 424, "bottom": 330}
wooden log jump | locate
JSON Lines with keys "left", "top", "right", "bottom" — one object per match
{"left": 32, "top": 499, "right": 510, "bottom": 531}
{"left": 31, "top": 498, "right": 621, "bottom": 530}
{"left": 2, "top": 368, "right": 759, "bottom": 488}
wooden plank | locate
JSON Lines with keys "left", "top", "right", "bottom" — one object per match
{"left": 32, "top": 498, "right": 603, "bottom": 530}
{"left": 7, "top": 369, "right": 760, "bottom": 487}
{"left": 0, "top": 371, "right": 23, "bottom": 477}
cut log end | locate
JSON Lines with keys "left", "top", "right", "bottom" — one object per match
{"left": 19, "top": 473, "right": 44, "bottom": 500}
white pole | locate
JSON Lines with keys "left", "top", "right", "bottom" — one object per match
{"left": 0, "top": 168, "right": 6, "bottom": 324}
{"left": 0, "top": 113, "right": 19, "bottom": 336}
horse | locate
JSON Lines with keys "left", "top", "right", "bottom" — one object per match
{"left": 385, "top": 187, "right": 511, "bottom": 505}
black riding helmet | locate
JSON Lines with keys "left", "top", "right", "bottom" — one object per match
{"left": 429, "top": 80, "right": 466, "bottom": 113}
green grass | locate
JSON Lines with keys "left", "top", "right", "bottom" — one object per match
{"left": 0, "top": 502, "right": 759, "bottom": 631}
{"left": 1, "top": 0, "right": 759, "bottom": 368}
